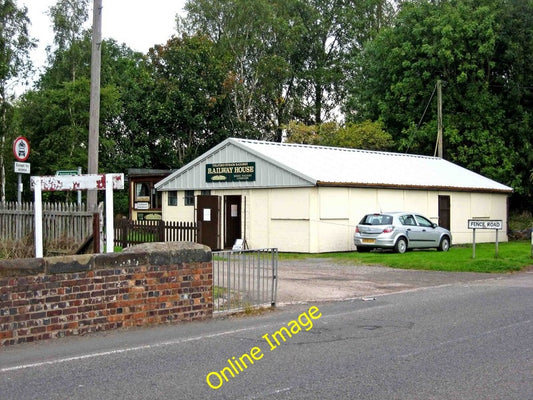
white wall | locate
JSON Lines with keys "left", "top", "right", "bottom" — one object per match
{"left": 451, "top": 192, "right": 508, "bottom": 244}
{"left": 160, "top": 187, "right": 509, "bottom": 252}
{"left": 162, "top": 191, "right": 195, "bottom": 222}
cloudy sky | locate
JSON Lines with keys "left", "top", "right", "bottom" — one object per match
{"left": 21, "top": 0, "right": 186, "bottom": 84}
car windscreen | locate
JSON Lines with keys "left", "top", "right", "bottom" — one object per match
{"left": 360, "top": 214, "right": 393, "bottom": 225}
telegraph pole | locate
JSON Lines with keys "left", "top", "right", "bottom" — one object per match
{"left": 87, "top": 0, "right": 102, "bottom": 211}
{"left": 436, "top": 79, "right": 443, "bottom": 158}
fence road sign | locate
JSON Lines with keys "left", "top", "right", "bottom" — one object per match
{"left": 467, "top": 219, "right": 503, "bottom": 230}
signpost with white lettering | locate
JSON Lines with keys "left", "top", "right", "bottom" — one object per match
{"left": 31, "top": 173, "right": 124, "bottom": 258}
{"left": 467, "top": 219, "right": 503, "bottom": 258}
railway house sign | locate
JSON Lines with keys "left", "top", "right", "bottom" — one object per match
{"left": 206, "top": 162, "right": 256, "bottom": 183}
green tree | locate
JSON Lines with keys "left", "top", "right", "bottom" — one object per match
{"left": 346, "top": 0, "right": 532, "bottom": 208}
{"left": 491, "top": 0, "right": 533, "bottom": 209}
{"left": 325, "top": 121, "right": 393, "bottom": 150}
{"left": 286, "top": 120, "right": 393, "bottom": 150}
{"left": 45, "top": 0, "right": 90, "bottom": 83}
{"left": 284, "top": 121, "right": 336, "bottom": 145}
{"left": 182, "top": 0, "right": 397, "bottom": 140}
{"left": 182, "top": 0, "right": 299, "bottom": 140}
{"left": 0, "top": 0, "right": 35, "bottom": 203}
{"left": 144, "top": 34, "right": 234, "bottom": 168}
{"left": 14, "top": 37, "right": 139, "bottom": 204}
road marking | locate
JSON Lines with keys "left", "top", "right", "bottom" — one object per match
{"left": 245, "top": 386, "right": 292, "bottom": 399}
{"left": 1, "top": 304, "right": 387, "bottom": 374}
{"left": 0, "top": 325, "right": 270, "bottom": 373}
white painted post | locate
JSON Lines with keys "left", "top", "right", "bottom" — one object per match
{"left": 105, "top": 174, "right": 114, "bottom": 253}
{"left": 33, "top": 177, "right": 43, "bottom": 258}
{"left": 495, "top": 229, "right": 499, "bottom": 258}
{"left": 472, "top": 228, "right": 476, "bottom": 259}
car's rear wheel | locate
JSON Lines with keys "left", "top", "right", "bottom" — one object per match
{"left": 394, "top": 237, "right": 407, "bottom": 254}
{"left": 438, "top": 236, "right": 450, "bottom": 252}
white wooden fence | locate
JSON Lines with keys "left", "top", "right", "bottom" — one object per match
{"left": 0, "top": 202, "right": 93, "bottom": 245}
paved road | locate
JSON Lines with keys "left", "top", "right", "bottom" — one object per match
{"left": 1, "top": 269, "right": 532, "bottom": 400}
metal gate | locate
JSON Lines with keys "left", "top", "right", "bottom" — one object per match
{"left": 212, "top": 248, "right": 278, "bottom": 313}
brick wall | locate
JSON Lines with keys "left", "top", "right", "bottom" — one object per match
{"left": 0, "top": 242, "right": 212, "bottom": 346}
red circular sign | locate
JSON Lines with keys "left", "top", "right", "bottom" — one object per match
{"left": 13, "top": 136, "right": 30, "bottom": 162}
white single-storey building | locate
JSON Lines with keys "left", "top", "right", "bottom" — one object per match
{"left": 155, "top": 138, "right": 513, "bottom": 252}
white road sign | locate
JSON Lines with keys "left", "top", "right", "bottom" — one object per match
{"left": 14, "top": 162, "right": 31, "bottom": 174}
{"left": 467, "top": 219, "right": 503, "bottom": 230}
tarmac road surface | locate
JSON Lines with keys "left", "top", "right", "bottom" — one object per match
{"left": 1, "top": 262, "right": 531, "bottom": 400}
{"left": 275, "top": 258, "right": 516, "bottom": 303}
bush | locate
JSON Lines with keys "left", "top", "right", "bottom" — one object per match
{"left": 509, "top": 211, "right": 533, "bottom": 240}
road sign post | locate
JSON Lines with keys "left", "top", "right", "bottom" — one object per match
{"left": 467, "top": 219, "right": 503, "bottom": 259}
{"left": 13, "top": 137, "right": 31, "bottom": 204}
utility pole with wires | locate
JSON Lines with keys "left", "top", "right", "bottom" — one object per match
{"left": 87, "top": 0, "right": 102, "bottom": 211}
{"left": 435, "top": 79, "right": 443, "bottom": 158}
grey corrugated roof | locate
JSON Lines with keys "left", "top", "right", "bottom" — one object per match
{"left": 157, "top": 138, "right": 513, "bottom": 193}
{"left": 236, "top": 139, "right": 513, "bottom": 192}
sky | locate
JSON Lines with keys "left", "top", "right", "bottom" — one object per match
{"left": 20, "top": 0, "right": 186, "bottom": 88}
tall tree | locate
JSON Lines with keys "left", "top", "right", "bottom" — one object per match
{"left": 0, "top": 0, "right": 35, "bottom": 203}
{"left": 182, "top": 0, "right": 296, "bottom": 140}
{"left": 345, "top": 0, "right": 533, "bottom": 208}
{"left": 182, "top": 0, "right": 397, "bottom": 140}
{"left": 14, "top": 38, "right": 137, "bottom": 202}
{"left": 144, "top": 34, "right": 234, "bottom": 168}
{"left": 491, "top": 0, "right": 533, "bottom": 209}
{"left": 43, "top": 0, "right": 90, "bottom": 85}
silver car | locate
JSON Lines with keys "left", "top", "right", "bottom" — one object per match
{"left": 354, "top": 212, "right": 452, "bottom": 253}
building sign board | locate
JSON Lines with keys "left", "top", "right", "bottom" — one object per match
{"left": 467, "top": 219, "right": 503, "bottom": 230}
{"left": 206, "top": 162, "right": 255, "bottom": 183}
{"left": 135, "top": 202, "right": 150, "bottom": 210}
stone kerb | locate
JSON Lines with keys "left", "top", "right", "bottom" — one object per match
{"left": 0, "top": 242, "right": 212, "bottom": 346}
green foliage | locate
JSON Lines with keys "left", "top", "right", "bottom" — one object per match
{"left": 145, "top": 34, "right": 235, "bottom": 168}
{"left": 0, "top": 0, "right": 35, "bottom": 202}
{"left": 47, "top": 0, "right": 89, "bottom": 50}
{"left": 182, "top": 0, "right": 396, "bottom": 139}
{"left": 324, "top": 121, "right": 394, "bottom": 150}
{"left": 285, "top": 120, "right": 393, "bottom": 150}
{"left": 5, "top": 0, "right": 532, "bottom": 212}
{"left": 346, "top": 0, "right": 533, "bottom": 210}
{"left": 284, "top": 121, "right": 336, "bottom": 145}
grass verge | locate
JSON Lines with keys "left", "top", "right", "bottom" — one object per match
{"left": 279, "top": 241, "right": 532, "bottom": 273}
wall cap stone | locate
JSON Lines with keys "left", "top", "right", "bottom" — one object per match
{"left": 0, "top": 242, "right": 211, "bottom": 277}
{"left": 123, "top": 242, "right": 212, "bottom": 265}
{"left": 0, "top": 258, "right": 45, "bottom": 277}
{"left": 45, "top": 254, "right": 93, "bottom": 274}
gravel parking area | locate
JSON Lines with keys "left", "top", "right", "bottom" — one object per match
{"left": 276, "top": 258, "right": 509, "bottom": 304}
